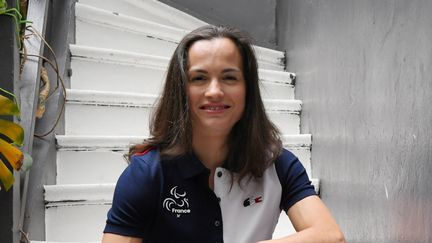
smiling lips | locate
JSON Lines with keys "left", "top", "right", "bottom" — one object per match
{"left": 200, "top": 103, "right": 230, "bottom": 113}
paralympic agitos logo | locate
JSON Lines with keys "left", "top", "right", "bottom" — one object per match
{"left": 163, "top": 186, "right": 191, "bottom": 218}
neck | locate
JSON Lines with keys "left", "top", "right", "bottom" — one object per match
{"left": 192, "top": 129, "right": 229, "bottom": 170}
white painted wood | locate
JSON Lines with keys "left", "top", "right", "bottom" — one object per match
{"left": 76, "top": 18, "right": 179, "bottom": 57}
{"left": 70, "top": 45, "right": 294, "bottom": 99}
{"left": 56, "top": 135, "right": 146, "bottom": 151}
{"left": 70, "top": 44, "right": 169, "bottom": 68}
{"left": 44, "top": 184, "right": 114, "bottom": 205}
{"left": 56, "top": 151, "right": 128, "bottom": 184}
{"left": 65, "top": 89, "right": 158, "bottom": 106}
{"left": 45, "top": 203, "right": 110, "bottom": 241}
{"left": 77, "top": 0, "right": 207, "bottom": 30}
{"left": 55, "top": 134, "right": 312, "bottom": 184}
{"left": 74, "top": 3, "right": 285, "bottom": 71}
{"left": 56, "top": 134, "right": 310, "bottom": 151}
{"left": 44, "top": 180, "right": 319, "bottom": 208}
{"left": 64, "top": 89, "right": 301, "bottom": 136}
{"left": 254, "top": 46, "right": 285, "bottom": 72}
{"left": 76, "top": 3, "right": 187, "bottom": 42}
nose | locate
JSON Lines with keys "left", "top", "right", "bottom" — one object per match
{"left": 205, "top": 79, "right": 224, "bottom": 100}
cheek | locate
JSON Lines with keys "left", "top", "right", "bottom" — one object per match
{"left": 234, "top": 86, "right": 246, "bottom": 116}
{"left": 187, "top": 87, "right": 200, "bottom": 112}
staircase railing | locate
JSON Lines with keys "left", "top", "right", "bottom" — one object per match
{"left": 13, "top": 0, "right": 49, "bottom": 242}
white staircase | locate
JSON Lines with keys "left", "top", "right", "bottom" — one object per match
{"left": 40, "top": 0, "right": 318, "bottom": 242}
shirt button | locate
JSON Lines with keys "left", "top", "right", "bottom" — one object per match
{"left": 214, "top": 220, "right": 221, "bottom": 227}
{"left": 217, "top": 171, "right": 223, "bottom": 177}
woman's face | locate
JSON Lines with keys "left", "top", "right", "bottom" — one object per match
{"left": 187, "top": 37, "right": 246, "bottom": 136}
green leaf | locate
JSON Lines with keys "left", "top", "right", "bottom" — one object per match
{"left": 0, "top": 159, "right": 14, "bottom": 191}
{"left": 0, "top": 139, "right": 23, "bottom": 170}
{"left": 0, "top": 119, "right": 24, "bottom": 146}
{"left": 0, "top": 94, "right": 20, "bottom": 116}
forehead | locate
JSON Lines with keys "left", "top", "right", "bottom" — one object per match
{"left": 187, "top": 37, "right": 243, "bottom": 69}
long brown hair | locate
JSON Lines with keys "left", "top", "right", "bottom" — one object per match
{"left": 129, "top": 25, "right": 282, "bottom": 180}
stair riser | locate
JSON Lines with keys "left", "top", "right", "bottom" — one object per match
{"left": 56, "top": 151, "right": 128, "bottom": 184}
{"left": 64, "top": 103, "right": 300, "bottom": 136}
{"left": 70, "top": 58, "right": 166, "bottom": 95}
{"left": 77, "top": 0, "right": 205, "bottom": 30}
{"left": 65, "top": 104, "right": 152, "bottom": 136}
{"left": 46, "top": 204, "right": 109, "bottom": 241}
{"left": 56, "top": 147, "right": 310, "bottom": 184}
{"left": 70, "top": 58, "right": 294, "bottom": 99}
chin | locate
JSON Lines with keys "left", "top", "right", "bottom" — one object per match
{"left": 201, "top": 122, "right": 235, "bottom": 134}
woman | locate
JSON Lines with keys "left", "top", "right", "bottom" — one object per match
{"left": 102, "top": 25, "right": 345, "bottom": 243}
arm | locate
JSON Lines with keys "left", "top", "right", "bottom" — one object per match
{"left": 258, "top": 195, "right": 345, "bottom": 243}
{"left": 102, "top": 233, "right": 142, "bottom": 243}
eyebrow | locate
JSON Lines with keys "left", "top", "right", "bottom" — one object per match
{"left": 188, "top": 68, "right": 241, "bottom": 73}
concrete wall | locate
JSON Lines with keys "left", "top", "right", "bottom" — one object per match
{"left": 159, "top": 0, "right": 277, "bottom": 49}
{"left": 277, "top": 0, "right": 432, "bottom": 242}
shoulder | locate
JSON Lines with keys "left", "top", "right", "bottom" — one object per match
{"left": 273, "top": 148, "right": 303, "bottom": 176}
{"left": 114, "top": 148, "right": 162, "bottom": 199}
{"left": 273, "top": 148, "right": 316, "bottom": 211}
{"left": 129, "top": 148, "right": 161, "bottom": 175}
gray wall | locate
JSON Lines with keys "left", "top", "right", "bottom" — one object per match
{"left": 277, "top": 0, "right": 432, "bottom": 242}
{"left": 159, "top": 0, "right": 277, "bottom": 49}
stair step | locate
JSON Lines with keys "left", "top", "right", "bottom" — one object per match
{"left": 45, "top": 179, "right": 319, "bottom": 206}
{"left": 70, "top": 45, "right": 294, "bottom": 99}
{"left": 77, "top": 0, "right": 206, "bottom": 30}
{"left": 64, "top": 89, "right": 301, "bottom": 136}
{"left": 56, "top": 134, "right": 311, "bottom": 151}
{"left": 74, "top": 3, "right": 285, "bottom": 71}
{"left": 55, "top": 134, "right": 312, "bottom": 184}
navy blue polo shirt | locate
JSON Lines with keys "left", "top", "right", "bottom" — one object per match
{"left": 104, "top": 148, "right": 316, "bottom": 243}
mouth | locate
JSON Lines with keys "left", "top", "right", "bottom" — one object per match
{"left": 199, "top": 104, "right": 231, "bottom": 111}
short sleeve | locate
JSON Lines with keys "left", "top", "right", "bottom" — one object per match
{"left": 104, "top": 152, "right": 162, "bottom": 238}
{"left": 274, "top": 149, "right": 317, "bottom": 212}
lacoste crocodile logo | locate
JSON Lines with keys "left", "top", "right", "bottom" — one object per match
{"left": 162, "top": 186, "right": 191, "bottom": 218}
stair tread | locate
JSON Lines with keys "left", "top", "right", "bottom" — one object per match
{"left": 65, "top": 88, "right": 301, "bottom": 111}
{"left": 70, "top": 44, "right": 293, "bottom": 84}
{"left": 45, "top": 178, "right": 319, "bottom": 204}
{"left": 76, "top": 2, "right": 187, "bottom": 42}
{"left": 77, "top": 0, "right": 206, "bottom": 30}
{"left": 56, "top": 134, "right": 312, "bottom": 151}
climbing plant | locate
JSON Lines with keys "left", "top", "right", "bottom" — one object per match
{"left": 0, "top": 0, "right": 30, "bottom": 49}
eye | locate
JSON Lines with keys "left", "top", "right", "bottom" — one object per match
{"left": 223, "top": 75, "right": 239, "bottom": 83}
{"left": 189, "top": 75, "right": 207, "bottom": 82}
